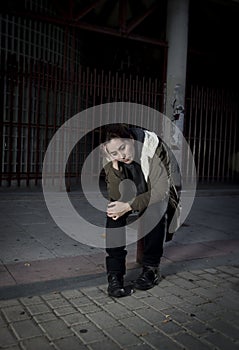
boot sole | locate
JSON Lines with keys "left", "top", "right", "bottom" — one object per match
{"left": 134, "top": 277, "right": 159, "bottom": 290}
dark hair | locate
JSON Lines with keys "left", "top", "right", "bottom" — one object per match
{"left": 101, "top": 123, "right": 133, "bottom": 144}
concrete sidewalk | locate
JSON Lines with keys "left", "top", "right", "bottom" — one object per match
{"left": 0, "top": 187, "right": 239, "bottom": 349}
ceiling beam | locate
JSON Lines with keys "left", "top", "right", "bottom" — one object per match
{"left": 72, "top": 20, "right": 167, "bottom": 47}
{"left": 73, "top": 0, "right": 103, "bottom": 21}
{"left": 126, "top": 1, "right": 159, "bottom": 34}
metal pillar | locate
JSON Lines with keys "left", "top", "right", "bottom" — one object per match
{"left": 165, "top": 0, "right": 189, "bottom": 188}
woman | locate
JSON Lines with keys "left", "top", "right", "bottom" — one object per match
{"left": 102, "top": 124, "right": 179, "bottom": 297}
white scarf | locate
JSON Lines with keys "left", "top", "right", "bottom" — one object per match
{"left": 140, "top": 130, "right": 159, "bottom": 181}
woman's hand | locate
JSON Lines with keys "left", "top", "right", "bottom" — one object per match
{"left": 107, "top": 201, "right": 132, "bottom": 220}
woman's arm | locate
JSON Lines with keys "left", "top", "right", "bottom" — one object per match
{"left": 128, "top": 145, "right": 171, "bottom": 212}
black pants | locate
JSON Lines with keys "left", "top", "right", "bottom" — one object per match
{"left": 105, "top": 202, "right": 166, "bottom": 275}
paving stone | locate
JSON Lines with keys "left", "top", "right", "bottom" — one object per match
{"left": 0, "top": 313, "right": 5, "bottom": 327}
{"left": 93, "top": 296, "right": 115, "bottom": 306}
{"left": 61, "top": 312, "right": 89, "bottom": 326}
{"left": 216, "top": 273, "right": 231, "bottom": 279}
{"left": 160, "top": 307, "right": 191, "bottom": 324}
{"left": 104, "top": 325, "right": 142, "bottom": 347}
{"left": 33, "top": 313, "right": 58, "bottom": 323}
{"left": 87, "top": 339, "right": 121, "bottom": 350}
{"left": 0, "top": 326, "right": 18, "bottom": 347}
{"left": 80, "top": 287, "right": 107, "bottom": 299}
{"left": 77, "top": 303, "right": 102, "bottom": 314}
{"left": 132, "top": 290, "right": 152, "bottom": 299}
{"left": 119, "top": 315, "right": 155, "bottom": 336}
{"left": 61, "top": 290, "right": 84, "bottom": 299}
{"left": 186, "top": 295, "right": 209, "bottom": 306}
{"left": 176, "top": 301, "right": 198, "bottom": 315}
{"left": 70, "top": 297, "right": 92, "bottom": 307}
{"left": 193, "top": 279, "right": 214, "bottom": 288}
{"left": 198, "top": 301, "right": 226, "bottom": 316}
{"left": 87, "top": 310, "right": 120, "bottom": 329}
{"left": 191, "top": 287, "right": 220, "bottom": 300}
{"left": 141, "top": 296, "right": 170, "bottom": 310}
{"left": 142, "top": 331, "right": 184, "bottom": 350}
{"left": 20, "top": 336, "right": 55, "bottom": 350}
{"left": 53, "top": 305, "right": 78, "bottom": 316}
{"left": 203, "top": 268, "right": 218, "bottom": 274}
{"left": 158, "top": 279, "right": 175, "bottom": 288}
{"left": 199, "top": 273, "right": 221, "bottom": 281}
{"left": 2, "top": 305, "right": 31, "bottom": 322}
{"left": 0, "top": 299, "right": 21, "bottom": 308}
{"left": 41, "top": 292, "right": 63, "bottom": 301}
{"left": 118, "top": 296, "right": 145, "bottom": 310}
{"left": 205, "top": 332, "right": 239, "bottom": 350}
{"left": 172, "top": 277, "right": 197, "bottom": 290}
{"left": 53, "top": 335, "right": 87, "bottom": 350}
{"left": 192, "top": 309, "right": 218, "bottom": 323}
{"left": 26, "top": 303, "right": 52, "bottom": 315}
{"left": 176, "top": 271, "right": 200, "bottom": 280}
{"left": 10, "top": 319, "right": 43, "bottom": 339}
{"left": 217, "top": 310, "right": 239, "bottom": 324}
{"left": 124, "top": 343, "right": 155, "bottom": 349}
{"left": 134, "top": 307, "right": 166, "bottom": 325}
{"left": 20, "top": 296, "right": 43, "bottom": 306}
{"left": 217, "top": 266, "right": 239, "bottom": 275}
{"left": 227, "top": 277, "right": 239, "bottom": 283}
{"left": 207, "top": 319, "right": 239, "bottom": 341}
{"left": 219, "top": 295, "right": 239, "bottom": 310}
{"left": 72, "top": 322, "right": 106, "bottom": 344}
{"left": 46, "top": 297, "right": 72, "bottom": 309}
{"left": 190, "top": 269, "right": 206, "bottom": 275}
{"left": 40, "top": 319, "right": 73, "bottom": 340}
{"left": 147, "top": 285, "right": 169, "bottom": 297}
{"left": 183, "top": 319, "right": 214, "bottom": 336}
{"left": 159, "top": 294, "right": 184, "bottom": 306}
{"left": 102, "top": 302, "right": 134, "bottom": 319}
{"left": 155, "top": 319, "right": 185, "bottom": 335}
{"left": 169, "top": 285, "right": 193, "bottom": 297}
{"left": 173, "top": 331, "right": 213, "bottom": 350}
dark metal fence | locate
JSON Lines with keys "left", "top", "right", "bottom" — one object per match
{"left": 185, "top": 86, "right": 239, "bottom": 183}
{"left": 1, "top": 56, "right": 164, "bottom": 186}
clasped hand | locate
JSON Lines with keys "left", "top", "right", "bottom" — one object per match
{"left": 107, "top": 201, "right": 132, "bottom": 220}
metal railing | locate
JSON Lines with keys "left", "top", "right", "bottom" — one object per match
{"left": 185, "top": 85, "right": 239, "bottom": 183}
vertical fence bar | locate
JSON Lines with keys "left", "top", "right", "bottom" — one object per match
{"left": 0, "top": 52, "right": 5, "bottom": 186}
{"left": 230, "top": 100, "right": 238, "bottom": 182}
{"left": 26, "top": 58, "right": 33, "bottom": 186}
{"left": 216, "top": 89, "right": 223, "bottom": 181}
{"left": 7, "top": 57, "right": 15, "bottom": 186}
{"left": 211, "top": 89, "right": 218, "bottom": 182}
{"left": 221, "top": 92, "right": 228, "bottom": 182}
{"left": 34, "top": 60, "right": 41, "bottom": 186}
{"left": 16, "top": 56, "right": 24, "bottom": 186}
{"left": 206, "top": 88, "right": 213, "bottom": 182}
{"left": 197, "top": 86, "right": 203, "bottom": 182}
{"left": 186, "top": 85, "right": 195, "bottom": 184}
{"left": 201, "top": 88, "right": 208, "bottom": 183}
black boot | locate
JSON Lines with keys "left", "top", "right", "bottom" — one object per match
{"left": 134, "top": 266, "right": 161, "bottom": 290}
{"left": 107, "top": 273, "right": 134, "bottom": 298}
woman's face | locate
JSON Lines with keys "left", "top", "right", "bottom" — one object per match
{"left": 106, "top": 137, "right": 135, "bottom": 164}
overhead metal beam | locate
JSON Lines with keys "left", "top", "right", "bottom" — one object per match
{"left": 8, "top": 5, "right": 167, "bottom": 47}
{"left": 73, "top": 0, "right": 103, "bottom": 21}
{"left": 126, "top": 1, "right": 159, "bottom": 34}
{"left": 72, "top": 20, "right": 168, "bottom": 47}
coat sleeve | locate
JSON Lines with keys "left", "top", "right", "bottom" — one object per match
{"left": 129, "top": 144, "right": 170, "bottom": 212}
{"left": 104, "top": 162, "right": 124, "bottom": 201}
